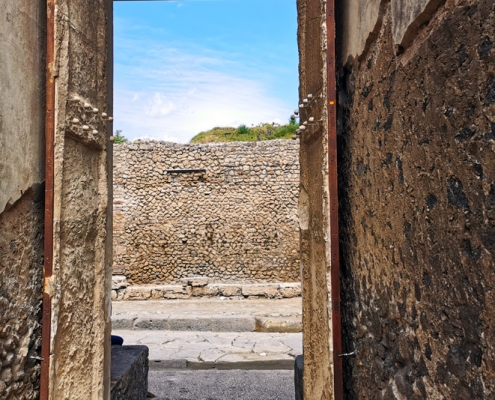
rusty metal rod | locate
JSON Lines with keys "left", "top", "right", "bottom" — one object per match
{"left": 326, "top": 0, "right": 344, "bottom": 398}
{"left": 167, "top": 168, "right": 206, "bottom": 174}
{"left": 40, "top": 0, "right": 55, "bottom": 398}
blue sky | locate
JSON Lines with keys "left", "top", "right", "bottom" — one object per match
{"left": 114, "top": 0, "right": 299, "bottom": 143}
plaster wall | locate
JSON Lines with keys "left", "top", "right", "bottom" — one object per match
{"left": 0, "top": 1, "right": 46, "bottom": 398}
{"left": 113, "top": 140, "right": 300, "bottom": 285}
{"left": 0, "top": 1, "right": 46, "bottom": 214}
{"left": 338, "top": 0, "right": 495, "bottom": 398}
{"left": 341, "top": 0, "right": 385, "bottom": 64}
{"left": 341, "top": 0, "right": 444, "bottom": 63}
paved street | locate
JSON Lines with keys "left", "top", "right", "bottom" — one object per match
{"left": 113, "top": 330, "right": 302, "bottom": 370}
{"left": 112, "top": 298, "right": 302, "bottom": 369}
{"left": 148, "top": 369, "right": 295, "bottom": 400}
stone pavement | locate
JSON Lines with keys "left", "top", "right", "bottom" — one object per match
{"left": 113, "top": 330, "right": 302, "bottom": 370}
{"left": 111, "top": 297, "right": 302, "bottom": 333}
{"left": 111, "top": 298, "right": 302, "bottom": 370}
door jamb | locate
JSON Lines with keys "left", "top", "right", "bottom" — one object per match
{"left": 326, "top": 0, "right": 344, "bottom": 398}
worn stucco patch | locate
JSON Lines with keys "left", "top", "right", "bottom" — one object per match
{"left": 0, "top": 1, "right": 45, "bottom": 213}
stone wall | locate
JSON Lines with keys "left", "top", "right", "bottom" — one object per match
{"left": 113, "top": 140, "right": 300, "bottom": 285}
{"left": 110, "top": 345, "right": 149, "bottom": 400}
{"left": 0, "top": 1, "right": 46, "bottom": 399}
{"left": 338, "top": 0, "right": 495, "bottom": 398}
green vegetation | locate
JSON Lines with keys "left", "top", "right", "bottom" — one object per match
{"left": 113, "top": 130, "right": 128, "bottom": 144}
{"left": 236, "top": 124, "right": 250, "bottom": 135}
{"left": 190, "top": 122, "right": 299, "bottom": 144}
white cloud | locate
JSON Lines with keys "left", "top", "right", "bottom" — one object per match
{"left": 113, "top": 30, "right": 293, "bottom": 143}
{"left": 146, "top": 93, "right": 176, "bottom": 117}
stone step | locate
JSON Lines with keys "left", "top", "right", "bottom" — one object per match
{"left": 110, "top": 346, "right": 149, "bottom": 399}
{"left": 112, "top": 276, "right": 301, "bottom": 301}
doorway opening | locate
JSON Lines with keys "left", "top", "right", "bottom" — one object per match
{"left": 110, "top": 1, "right": 303, "bottom": 398}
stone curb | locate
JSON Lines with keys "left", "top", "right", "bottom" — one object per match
{"left": 148, "top": 358, "right": 295, "bottom": 371}
{"left": 134, "top": 316, "right": 256, "bottom": 332}
{"left": 149, "top": 359, "right": 187, "bottom": 370}
{"left": 255, "top": 317, "right": 302, "bottom": 333}
{"left": 111, "top": 316, "right": 302, "bottom": 333}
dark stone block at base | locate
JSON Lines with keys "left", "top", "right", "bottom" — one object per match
{"left": 294, "top": 354, "right": 303, "bottom": 400}
{"left": 111, "top": 345, "right": 149, "bottom": 400}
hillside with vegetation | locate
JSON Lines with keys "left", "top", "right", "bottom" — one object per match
{"left": 190, "top": 122, "right": 299, "bottom": 144}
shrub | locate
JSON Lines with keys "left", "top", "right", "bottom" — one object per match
{"left": 114, "top": 130, "right": 128, "bottom": 144}
{"left": 273, "top": 123, "right": 299, "bottom": 138}
{"left": 236, "top": 124, "right": 250, "bottom": 134}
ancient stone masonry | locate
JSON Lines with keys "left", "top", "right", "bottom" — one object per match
{"left": 113, "top": 139, "right": 300, "bottom": 285}
{"left": 46, "top": 1, "right": 113, "bottom": 398}
{"left": 111, "top": 276, "right": 301, "bottom": 301}
{"left": 0, "top": 1, "right": 46, "bottom": 399}
{"left": 338, "top": 0, "right": 495, "bottom": 398}
{"left": 0, "top": 190, "right": 44, "bottom": 400}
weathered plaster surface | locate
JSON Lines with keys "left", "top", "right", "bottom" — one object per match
{"left": 0, "top": 1, "right": 45, "bottom": 212}
{"left": 339, "top": 0, "right": 495, "bottom": 398}
{"left": 391, "top": 0, "right": 444, "bottom": 48}
{"left": 0, "top": 1, "right": 45, "bottom": 399}
{"left": 48, "top": 0, "right": 112, "bottom": 399}
{"left": 342, "top": 0, "right": 444, "bottom": 63}
{"left": 297, "top": 0, "right": 333, "bottom": 398}
{"left": 113, "top": 140, "right": 300, "bottom": 285}
{"left": 341, "top": 0, "right": 386, "bottom": 63}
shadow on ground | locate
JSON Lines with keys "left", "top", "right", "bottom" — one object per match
{"left": 148, "top": 369, "right": 294, "bottom": 400}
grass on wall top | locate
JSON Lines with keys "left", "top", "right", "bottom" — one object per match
{"left": 190, "top": 123, "right": 299, "bottom": 144}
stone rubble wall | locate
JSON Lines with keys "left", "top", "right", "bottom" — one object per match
{"left": 338, "top": 0, "right": 495, "bottom": 398}
{"left": 113, "top": 139, "right": 300, "bottom": 285}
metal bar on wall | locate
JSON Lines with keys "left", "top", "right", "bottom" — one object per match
{"left": 40, "top": 0, "right": 55, "bottom": 398}
{"left": 326, "top": 0, "right": 344, "bottom": 398}
{"left": 166, "top": 169, "right": 207, "bottom": 174}
{"left": 105, "top": 1, "right": 114, "bottom": 397}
